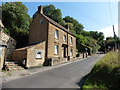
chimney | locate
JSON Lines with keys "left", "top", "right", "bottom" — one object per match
{"left": 66, "top": 25, "right": 70, "bottom": 31}
{"left": 38, "top": 5, "right": 43, "bottom": 14}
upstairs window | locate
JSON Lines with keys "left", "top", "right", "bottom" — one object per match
{"left": 70, "top": 37, "right": 73, "bottom": 44}
{"left": 40, "top": 19, "right": 44, "bottom": 24}
{"left": 55, "top": 30, "right": 58, "bottom": 39}
{"left": 55, "top": 45, "right": 59, "bottom": 55}
{"left": 63, "top": 35, "right": 66, "bottom": 42}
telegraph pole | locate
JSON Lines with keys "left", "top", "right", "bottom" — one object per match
{"left": 112, "top": 25, "right": 117, "bottom": 51}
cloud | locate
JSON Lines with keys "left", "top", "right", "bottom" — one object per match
{"left": 97, "top": 23, "right": 118, "bottom": 39}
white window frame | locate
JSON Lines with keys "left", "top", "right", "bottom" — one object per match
{"left": 55, "top": 30, "right": 58, "bottom": 39}
{"left": 70, "top": 48, "right": 73, "bottom": 56}
{"left": 36, "top": 50, "right": 42, "bottom": 59}
{"left": 63, "top": 35, "right": 66, "bottom": 42}
{"left": 55, "top": 45, "right": 59, "bottom": 55}
{"left": 70, "top": 37, "right": 73, "bottom": 44}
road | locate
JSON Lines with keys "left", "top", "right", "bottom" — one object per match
{"left": 2, "top": 54, "right": 104, "bottom": 89}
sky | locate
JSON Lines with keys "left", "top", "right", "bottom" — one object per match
{"left": 1, "top": 1, "right": 119, "bottom": 38}
{"left": 22, "top": 2, "right": 118, "bottom": 39}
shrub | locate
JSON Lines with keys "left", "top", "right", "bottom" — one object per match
{"left": 82, "top": 51, "right": 119, "bottom": 89}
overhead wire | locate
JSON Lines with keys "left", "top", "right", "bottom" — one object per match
{"left": 108, "top": 0, "right": 113, "bottom": 25}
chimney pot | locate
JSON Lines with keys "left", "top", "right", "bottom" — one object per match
{"left": 38, "top": 5, "right": 43, "bottom": 14}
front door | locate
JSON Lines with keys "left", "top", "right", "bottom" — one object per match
{"left": 63, "top": 47, "right": 66, "bottom": 58}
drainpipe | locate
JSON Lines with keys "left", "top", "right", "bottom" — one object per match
{"left": 67, "top": 33, "right": 69, "bottom": 61}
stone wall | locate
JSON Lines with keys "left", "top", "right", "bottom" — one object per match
{"left": 6, "top": 38, "right": 16, "bottom": 60}
{"left": 26, "top": 41, "right": 46, "bottom": 68}
{"left": 12, "top": 41, "right": 46, "bottom": 68}
{"left": 12, "top": 49, "right": 27, "bottom": 63}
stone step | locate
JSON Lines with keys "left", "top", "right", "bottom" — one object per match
{"left": 8, "top": 67, "right": 24, "bottom": 70}
{"left": 5, "top": 60, "right": 24, "bottom": 71}
{"left": 6, "top": 63, "right": 21, "bottom": 66}
{"left": 7, "top": 65, "right": 24, "bottom": 70}
{"left": 6, "top": 61, "right": 19, "bottom": 64}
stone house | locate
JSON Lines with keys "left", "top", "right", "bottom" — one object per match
{"left": 29, "top": 6, "right": 76, "bottom": 65}
{"left": 0, "top": 20, "right": 16, "bottom": 70}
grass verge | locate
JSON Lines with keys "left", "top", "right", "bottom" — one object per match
{"left": 82, "top": 51, "right": 119, "bottom": 89}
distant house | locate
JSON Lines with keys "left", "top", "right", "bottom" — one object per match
{"left": 12, "top": 6, "right": 76, "bottom": 68}
{"left": 0, "top": 20, "right": 16, "bottom": 70}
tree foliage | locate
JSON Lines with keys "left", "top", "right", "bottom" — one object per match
{"left": 33, "top": 4, "right": 64, "bottom": 25}
{"left": 2, "top": 2, "right": 32, "bottom": 48}
{"left": 63, "top": 16, "right": 84, "bottom": 35}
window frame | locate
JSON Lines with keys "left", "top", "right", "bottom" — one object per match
{"left": 55, "top": 29, "right": 59, "bottom": 39}
{"left": 54, "top": 44, "right": 59, "bottom": 55}
{"left": 70, "top": 37, "right": 73, "bottom": 44}
{"left": 70, "top": 48, "right": 73, "bottom": 56}
{"left": 36, "top": 50, "right": 42, "bottom": 59}
{"left": 63, "top": 35, "right": 66, "bottom": 42}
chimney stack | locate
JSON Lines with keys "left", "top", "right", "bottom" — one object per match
{"left": 38, "top": 5, "right": 43, "bottom": 14}
{"left": 66, "top": 25, "right": 70, "bottom": 31}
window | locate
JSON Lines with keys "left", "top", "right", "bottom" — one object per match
{"left": 36, "top": 50, "right": 42, "bottom": 59}
{"left": 70, "top": 37, "right": 73, "bottom": 44}
{"left": 55, "top": 45, "right": 59, "bottom": 55}
{"left": 63, "top": 35, "right": 66, "bottom": 42}
{"left": 40, "top": 19, "right": 44, "bottom": 24}
{"left": 70, "top": 48, "right": 73, "bottom": 56}
{"left": 55, "top": 30, "right": 58, "bottom": 39}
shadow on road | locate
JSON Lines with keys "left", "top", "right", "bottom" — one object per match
{"left": 76, "top": 74, "right": 89, "bottom": 90}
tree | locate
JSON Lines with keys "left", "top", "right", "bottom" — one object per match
{"left": 33, "top": 4, "right": 63, "bottom": 25}
{"left": 2, "top": 2, "right": 32, "bottom": 48}
{"left": 89, "top": 31, "right": 104, "bottom": 41}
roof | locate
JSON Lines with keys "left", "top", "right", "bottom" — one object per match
{"left": 1, "top": 30, "right": 16, "bottom": 42}
{"left": 0, "top": 20, "right": 4, "bottom": 28}
{"left": 15, "top": 41, "right": 43, "bottom": 51}
{"left": 41, "top": 14, "right": 76, "bottom": 37}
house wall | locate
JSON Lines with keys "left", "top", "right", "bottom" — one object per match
{"left": 0, "top": 30, "right": 16, "bottom": 70}
{"left": 0, "top": 48, "right": 5, "bottom": 70}
{"left": 29, "top": 14, "right": 48, "bottom": 44}
{"left": 47, "top": 23, "right": 76, "bottom": 60}
{"left": 26, "top": 41, "right": 46, "bottom": 68}
{"left": 68, "top": 34, "right": 76, "bottom": 59}
{"left": 47, "top": 23, "right": 63, "bottom": 58}
{"left": 1, "top": 31, "right": 16, "bottom": 60}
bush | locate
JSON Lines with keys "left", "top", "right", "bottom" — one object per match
{"left": 82, "top": 51, "right": 119, "bottom": 89}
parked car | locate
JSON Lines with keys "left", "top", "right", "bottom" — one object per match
{"left": 97, "top": 51, "right": 104, "bottom": 54}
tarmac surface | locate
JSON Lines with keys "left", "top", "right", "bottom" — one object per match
{"left": 2, "top": 54, "right": 105, "bottom": 89}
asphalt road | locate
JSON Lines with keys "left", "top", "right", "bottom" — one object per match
{"left": 2, "top": 54, "right": 104, "bottom": 89}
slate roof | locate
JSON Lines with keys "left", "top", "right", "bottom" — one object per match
{"left": 41, "top": 14, "right": 75, "bottom": 37}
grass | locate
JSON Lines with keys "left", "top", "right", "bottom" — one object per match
{"left": 82, "top": 51, "right": 119, "bottom": 89}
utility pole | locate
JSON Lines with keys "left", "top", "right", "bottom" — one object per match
{"left": 112, "top": 25, "right": 117, "bottom": 51}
